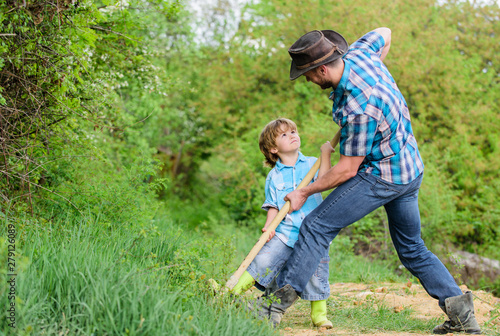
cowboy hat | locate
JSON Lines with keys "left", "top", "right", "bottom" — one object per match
{"left": 288, "top": 30, "right": 348, "bottom": 80}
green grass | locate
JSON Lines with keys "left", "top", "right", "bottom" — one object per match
{"left": 328, "top": 235, "right": 410, "bottom": 284}
{"left": 317, "top": 299, "right": 438, "bottom": 333}
{"left": 279, "top": 296, "right": 440, "bottom": 334}
{"left": 0, "top": 214, "right": 277, "bottom": 336}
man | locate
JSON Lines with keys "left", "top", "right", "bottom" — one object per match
{"left": 253, "top": 28, "right": 481, "bottom": 334}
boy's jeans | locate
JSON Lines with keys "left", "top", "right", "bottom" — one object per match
{"left": 276, "top": 172, "right": 462, "bottom": 308}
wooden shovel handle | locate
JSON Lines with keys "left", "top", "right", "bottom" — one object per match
{"left": 225, "top": 129, "right": 341, "bottom": 290}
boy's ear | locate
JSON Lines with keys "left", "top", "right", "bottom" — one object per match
{"left": 270, "top": 148, "right": 278, "bottom": 154}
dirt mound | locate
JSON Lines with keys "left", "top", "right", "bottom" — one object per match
{"left": 280, "top": 282, "right": 500, "bottom": 336}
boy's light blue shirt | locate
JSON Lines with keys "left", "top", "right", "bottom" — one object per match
{"left": 262, "top": 152, "right": 323, "bottom": 248}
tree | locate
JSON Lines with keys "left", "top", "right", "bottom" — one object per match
{"left": 0, "top": 0, "right": 180, "bottom": 217}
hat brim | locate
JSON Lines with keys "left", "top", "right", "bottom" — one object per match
{"left": 289, "top": 30, "right": 349, "bottom": 81}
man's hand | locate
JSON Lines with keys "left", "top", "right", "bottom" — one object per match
{"left": 284, "top": 189, "right": 308, "bottom": 213}
{"left": 373, "top": 27, "right": 391, "bottom": 62}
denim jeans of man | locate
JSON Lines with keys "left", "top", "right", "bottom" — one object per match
{"left": 276, "top": 172, "right": 462, "bottom": 308}
{"left": 247, "top": 235, "right": 331, "bottom": 301}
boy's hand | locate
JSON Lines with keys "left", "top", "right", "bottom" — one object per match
{"left": 321, "top": 141, "right": 335, "bottom": 154}
{"left": 262, "top": 227, "right": 275, "bottom": 242}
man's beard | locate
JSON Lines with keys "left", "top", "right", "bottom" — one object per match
{"left": 320, "top": 80, "right": 334, "bottom": 90}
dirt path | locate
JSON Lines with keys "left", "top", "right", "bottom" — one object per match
{"left": 277, "top": 282, "right": 500, "bottom": 336}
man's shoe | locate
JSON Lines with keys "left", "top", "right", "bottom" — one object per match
{"left": 268, "top": 285, "right": 299, "bottom": 327}
{"left": 246, "top": 277, "right": 280, "bottom": 319}
{"left": 247, "top": 283, "right": 299, "bottom": 328}
{"left": 433, "top": 291, "right": 481, "bottom": 334}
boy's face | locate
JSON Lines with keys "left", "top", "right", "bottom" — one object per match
{"left": 271, "top": 126, "right": 300, "bottom": 156}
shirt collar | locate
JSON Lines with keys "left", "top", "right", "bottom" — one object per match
{"left": 329, "top": 58, "right": 351, "bottom": 107}
{"left": 275, "top": 152, "right": 306, "bottom": 171}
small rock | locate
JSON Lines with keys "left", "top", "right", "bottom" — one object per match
{"left": 356, "top": 291, "right": 373, "bottom": 298}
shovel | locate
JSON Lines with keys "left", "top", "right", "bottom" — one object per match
{"left": 225, "top": 129, "right": 341, "bottom": 290}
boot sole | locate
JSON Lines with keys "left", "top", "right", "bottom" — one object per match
{"left": 313, "top": 320, "right": 333, "bottom": 329}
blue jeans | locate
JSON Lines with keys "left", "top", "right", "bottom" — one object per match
{"left": 247, "top": 236, "right": 330, "bottom": 301}
{"left": 276, "top": 172, "right": 462, "bottom": 308}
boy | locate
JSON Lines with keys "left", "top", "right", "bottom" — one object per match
{"left": 232, "top": 118, "right": 335, "bottom": 328}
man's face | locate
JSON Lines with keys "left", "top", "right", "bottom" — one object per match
{"left": 304, "top": 67, "right": 334, "bottom": 90}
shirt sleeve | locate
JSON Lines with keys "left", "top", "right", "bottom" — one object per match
{"left": 262, "top": 175, "right": 278, "bottom": 211}
{"left": 349, "top": 31, "right": 385, "bottom": 58}
{"left": 340, "top": 114, "right": 378, "bottom": 157}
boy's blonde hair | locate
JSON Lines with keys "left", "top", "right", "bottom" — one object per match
{"left": 259, "top": 118, "right": 298, "bottom": 168}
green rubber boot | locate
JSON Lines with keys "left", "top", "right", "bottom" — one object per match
{"left": 311, "top": 300, "right": 333, "bottom": 329}
{"left": 231, "top": 271, "right": 255, "bottom": 295}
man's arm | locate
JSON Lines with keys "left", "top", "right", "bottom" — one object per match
{"left": 373, "top": 27, "right": 391, "bottom": 62}
{"left": 285, "top": 154, "right": 365, "bottom": 212}
{"left": 318, "top": 141, "right": 335, "bottom": 178}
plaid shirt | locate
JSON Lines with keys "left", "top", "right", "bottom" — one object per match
{"left": 329, "top": 31, "right": 424, "bottom": 184}
{"left": 262, "top": 152, "right": 323, "bottom": 248}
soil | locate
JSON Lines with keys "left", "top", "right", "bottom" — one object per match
{"left": 273, "top": 282, "right": 500, "bottom": 336}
